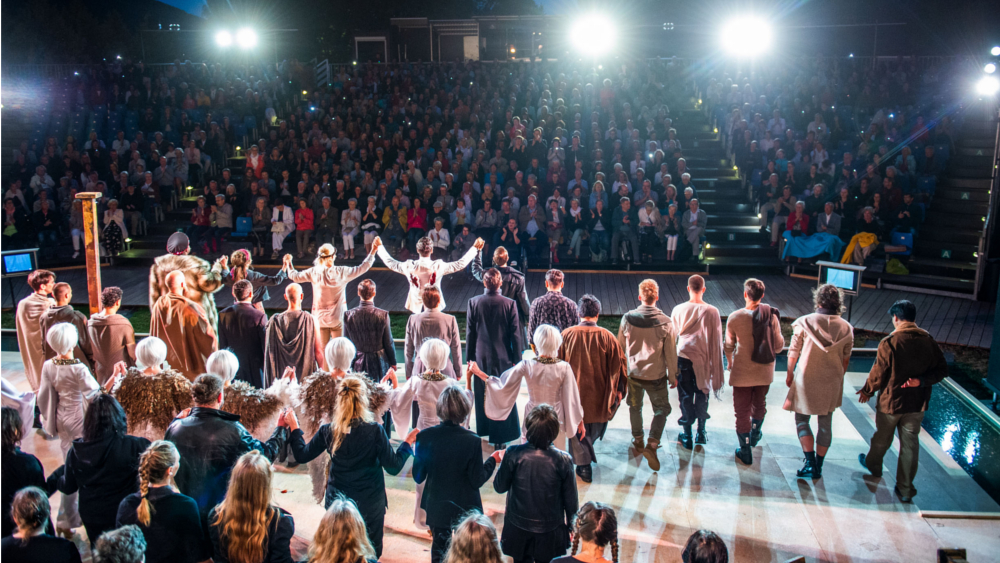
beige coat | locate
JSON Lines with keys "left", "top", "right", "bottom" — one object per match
{"left": 724, "top": 307, "right": 784, "bottom": 388}
{"left": 16, "top": 292, "right": 54, "bottom": 391}
{"left": 783, "top": 312, "right": 854, "bottom": 415}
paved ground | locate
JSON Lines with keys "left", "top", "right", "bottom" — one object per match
{"left": 5, "top": 352, "right": 998, "bottom": 562}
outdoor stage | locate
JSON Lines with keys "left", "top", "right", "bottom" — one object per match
{"left": 4, "top": 349, "right": 999, "bottom": 562}
{"left": 1, "top": 264, "right": 993, "bottom": 347}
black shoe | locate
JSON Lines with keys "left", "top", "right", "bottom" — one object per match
{"left": 678, "top": 431, "right": 693, "bottom": 450}
{"left": 749, "top": 418, "right": 764, "bottom": 447}
{"left": 894, "top": 485, "right": 913, "bottom": 503}
{"left": 858, "top": 453, "right": 881, "bottom": 477}
{"left": 695, "top": 428, "right": 708, "bottom": 445}
{"left": 797, "top": 453, "right": 819, "bottom": 478}
{"left": 575, "top": 464, "right": 593, "bottom": 483}
{"left": 735, "top": 433, "right": 753, "bottom": 465}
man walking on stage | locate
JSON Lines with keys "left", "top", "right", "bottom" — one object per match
{"left": 378, "top": 235, "right": 484, "bottom": 314}
{"left": 560, "top": 294, "right": 628, "bottom": 482}
{"left": 724, "top": 278, "right": 783, "bottom": 465}
{"left": 618, "top": 280, "right": 678, "bottom": 469}
{"left": 671, "top": 275, "right": 724, "bottom": 449}
{"left": 858, "top": 300, "right": 947, "bottom": 503}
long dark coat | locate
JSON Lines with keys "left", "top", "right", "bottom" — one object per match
{"left": 466, "top": 289, "right": 522, "bottom": 444}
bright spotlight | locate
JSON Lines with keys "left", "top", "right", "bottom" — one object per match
{"left": 720, "top": 16, "right": 772, "bottom": 58}
{"left": 570, "top": 15, "right": 616, "bottom": 56}
{"left": 977, "top": 76, "right": 1000, "bottom": 96}
{"left": 985, "top": 63, "right": 997, "bottom": 74}
{"left": 992, "top": 46, "right": 1000, "bottom": 56}
{"left": 215, "top": 30, "right": 233, "bottom": 47}
{"left": 236, "top": 28, "right": 257, "bottom": 49}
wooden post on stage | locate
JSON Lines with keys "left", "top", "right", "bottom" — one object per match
{"left": 76, "top": 192, "right": 103, "bottom": 315}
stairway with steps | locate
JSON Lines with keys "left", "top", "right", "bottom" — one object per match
{"left": 671, "top": 105, "right": 782, "bottom": 272}
{"left": 902, "top": 113, "right": 997, "bottom": 294}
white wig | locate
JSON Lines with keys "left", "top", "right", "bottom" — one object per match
{"left": 135, "top": 337, "right": 168, "bottom": 370}
{"left": 418, "top": 338, "right": 450, "bottom": 372}
{"left": 206, "top": 349, "right": 240, "bottom": 382}
{"left": 533, "top": 324, "right": 563, "bottom": 357}
{"left": 46, "top": 323, "right": 78, "bottom": 356}
{"left": 325, "top": 337, "right": 357, "bottom": 372}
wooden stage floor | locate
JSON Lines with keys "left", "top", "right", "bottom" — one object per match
{"left": 2, "top": 264, "right": 993, "bottom": 347}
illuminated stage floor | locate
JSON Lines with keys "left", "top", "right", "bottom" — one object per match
{"left": 4, "top": 352, "right": 997, "bottom": 562}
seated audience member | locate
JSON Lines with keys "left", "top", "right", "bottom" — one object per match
{"left": 1, "top": 487, "right": 81, "bottom": 563}
{"left": 815, "top": 202, "right": 842, "bottom": 238}
{"left": 116, "top": 441, "right": 210, "bottom": 563}
{"left": 53, "top": 394, "right": 151, "bottom": 546}
{"left": 841, "top": 207, "right": 882, "bottom": 265}
{"left": 94, "top": 525, "right": 146, "bottom": 563}
{"left": 682, "top": 530, "right": 730, "bottom": 563}
{"left": 611, "top": 197, "right": 640, "bottom": 265}
{"left": 307, "top": 499, "right": 377, "bottom": 563}
{"left": 493, "top": 404, "right": 578, "bottom": 563}
{"left": 208, "top": 451, "right": 294, "bottom": 563}
{"left": 164, "top": 374, "right": 288, "bottom": 519}
{"left": 441, "top": 513, "right": 504, "bottom": 563}
{"left": 893, "top": 192, "right": 923, "bottom": 234}
{"left": 681, "top": 198, "right": 708, "bottom": 260}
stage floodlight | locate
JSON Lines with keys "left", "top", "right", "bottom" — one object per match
{"left": 977, "top": 76, "right": 1000, "bottom": 96}
{"left": 570, "top": 15, "right": 616, "bottom": 56}
{"left": 236, "top": 28, "right": 257, "bottom": 49}
{"left": 215, "top": 30, "right": 233, "bottom": 47}
{"left": 985, "top": 63, "right": 997, "bottom": 74}
{"left": 720, "top": 16, "right": 772, "bottom": 58}
{"left": 992, "top": 46, "right": 1000, "bottom": 56}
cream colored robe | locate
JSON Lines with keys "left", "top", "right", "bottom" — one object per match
{"left": 15, "top": 292, "right": 53, "bottom": 391}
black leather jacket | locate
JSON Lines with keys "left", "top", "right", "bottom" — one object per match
{"left": 493, "top": 443, "right": 578, "bottom": 533}
{"left": 471, "top": 252, "right": 530, "bottom": 322}
{"left": 164, "top": 407, "right": 287, "bottom": 516}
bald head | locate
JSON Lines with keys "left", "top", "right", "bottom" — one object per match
{"left": 285, "top": 283, "right": 304, "bottom": 311}
{"left": 165, "top": 270, "right": 186, "bottom": 293}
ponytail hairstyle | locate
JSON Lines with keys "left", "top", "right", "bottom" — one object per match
{"left": 11, "top": 487, "right": 50, "bottom": 545}
{"left": 136, "top": 441, "right": 180, "bottom": 526}
{"left": 571, "top": 501, "right": 619, "bottom": 563}
{"left": 329, "top": 376, "right": 373, "bottom": 455}
{"left": 229, "top": 248, "right": 252, "bottom": 283}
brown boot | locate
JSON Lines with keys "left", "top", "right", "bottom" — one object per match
{"left": 643, "top": 439, "right": 661, "bottom": 471}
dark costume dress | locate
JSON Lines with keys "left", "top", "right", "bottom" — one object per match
{"left": 466, "top": 289, "right": 523, "bottom": 444}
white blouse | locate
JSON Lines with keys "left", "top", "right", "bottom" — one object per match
{"left": 483, "top": 358, "right": 584, "bottom": 438}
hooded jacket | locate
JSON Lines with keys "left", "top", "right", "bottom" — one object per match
{"left": 56, "top": 433, "right": 151, "bottom": 541}
{"left": 617, "top": 304, "right": 678, "bottom": 383}
{"left": 783, "top": 311, "right": 854, "bottom": 415}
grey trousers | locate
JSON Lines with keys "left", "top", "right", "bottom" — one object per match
{"left": 568, "top": 422, "right": 608, "bottom": 465}
{"left": 864, "top": 409, "right": 925, "bottom": 498}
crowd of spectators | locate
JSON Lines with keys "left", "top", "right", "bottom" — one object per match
{"left": 5, "top": 57, "right": 722, "bottom": 267}
{"left": 709, "top": 57, "right": 960, "bottom": 265}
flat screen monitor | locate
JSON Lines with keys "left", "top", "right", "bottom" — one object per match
{"left": 1, "top": 251, "right": 35, "bottom": 276}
